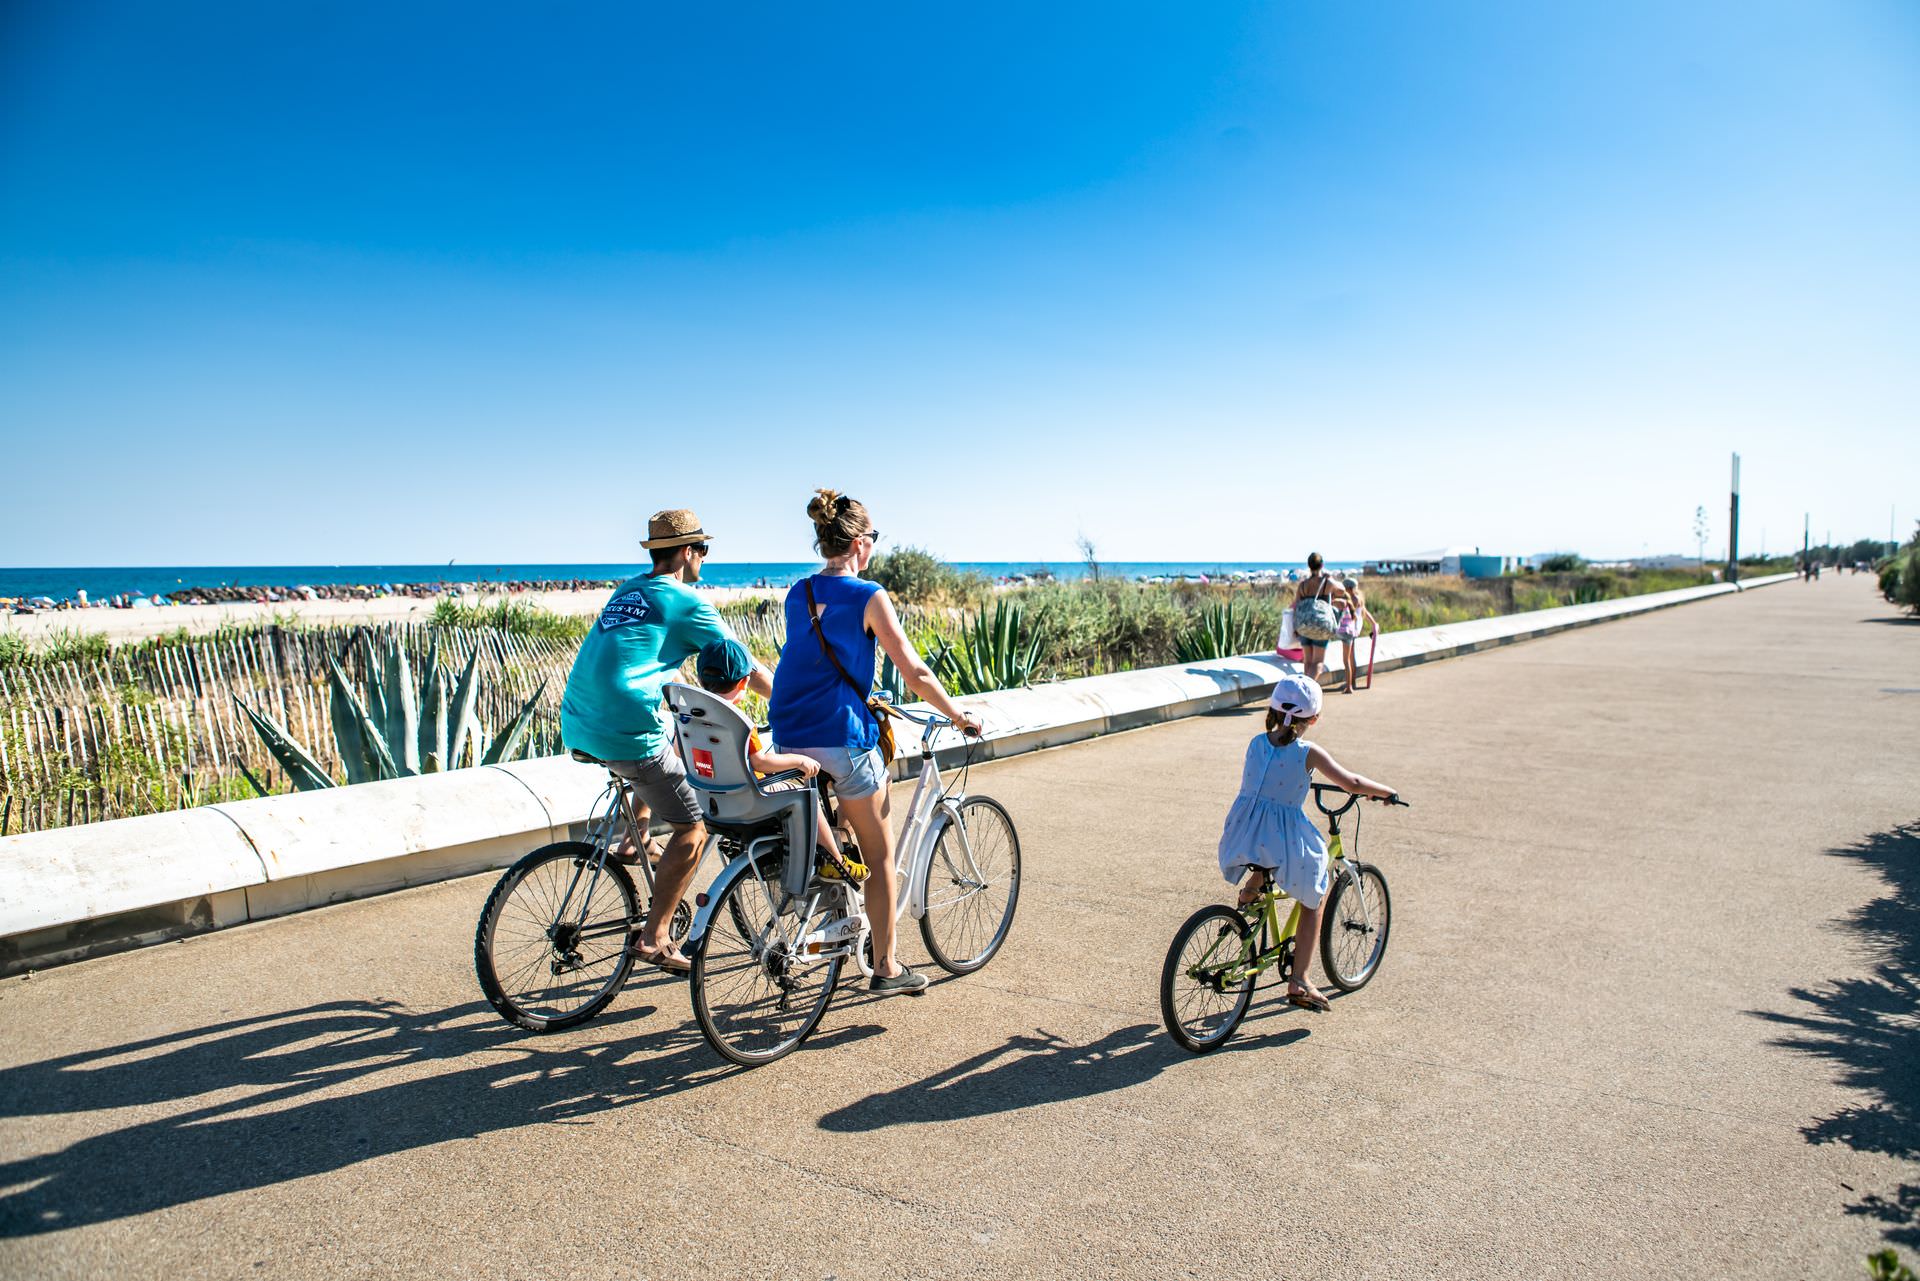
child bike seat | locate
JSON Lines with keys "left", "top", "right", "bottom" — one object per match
{"left": 662, "top": 682, "right": 819, "bottom": 898}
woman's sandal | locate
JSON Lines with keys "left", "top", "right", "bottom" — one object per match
{"left": 1286, "top": 988, "right": 1332, "bottom": 1013}
{"left": 626, "top": 936, "right": 691, "bottom": 975}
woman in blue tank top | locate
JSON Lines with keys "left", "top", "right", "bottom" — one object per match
{"left": 769, "top": 489, "right": 981, "bottom": 997}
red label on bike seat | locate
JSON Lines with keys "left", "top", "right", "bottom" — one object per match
{"left": 692, "top": 748, "right": 715, "bottom": 779}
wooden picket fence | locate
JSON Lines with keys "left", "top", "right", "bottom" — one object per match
{"left": 0, "top": 623, "right": 575, "bottom": 836}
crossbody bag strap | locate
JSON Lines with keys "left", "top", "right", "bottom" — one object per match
{"left": 803, "top": 578, "right": 879, "bottom": 719}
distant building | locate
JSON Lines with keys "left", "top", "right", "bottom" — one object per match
{"left": 1365, "top": 547, "right": 1516, "bottom": 578}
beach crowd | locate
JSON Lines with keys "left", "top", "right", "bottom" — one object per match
{"left": 3, "top": 577, "right": 622, "bottom": 614}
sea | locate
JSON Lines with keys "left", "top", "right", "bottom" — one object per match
{"left": 0, "top": 561, "right": 1342, "bottom": 604}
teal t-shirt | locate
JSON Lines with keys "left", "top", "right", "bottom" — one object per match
{"left": 560, "top": 574, "right": 736, "bottom": 762}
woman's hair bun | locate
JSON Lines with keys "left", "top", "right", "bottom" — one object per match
{"left": 808, "top": 488, "right": 842, "bottom": 525}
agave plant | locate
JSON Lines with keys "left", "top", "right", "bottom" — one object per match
{"left": 1567, "top": 581, "right": 1609, "bottom": 606}
{"left": 236, "top": 632, "right": 549, "bottom": 791}
{"left": 931, "top": 601, "right": 1046, "bottom": 696}
{"left": 1173, "top": 602, "right": 1266, "bottom": 663}
{"left": 875, "top": 650, "right": 909, "bottom": 703}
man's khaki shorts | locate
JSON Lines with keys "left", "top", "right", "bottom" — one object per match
{"left": 603, "top": 747, "right": 702, "bottom": 828}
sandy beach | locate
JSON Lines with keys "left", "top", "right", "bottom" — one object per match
{"left": 0, "top": 586, "right": 785, "bottom": 648}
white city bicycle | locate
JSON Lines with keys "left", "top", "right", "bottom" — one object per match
{"left": 663, "top": 684, "right": 1020, "bottom": 1067}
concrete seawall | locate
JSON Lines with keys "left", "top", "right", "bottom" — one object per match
{"left": 0, "top": 572, "right": 1794, "bottom": 974}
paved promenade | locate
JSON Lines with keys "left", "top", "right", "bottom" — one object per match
{"left": 2, "top": 574, "right": 1914, "bottom": 1279}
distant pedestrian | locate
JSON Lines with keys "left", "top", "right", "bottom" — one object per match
{"left": 1337, "top": 576, "right": 1377, "bottom": 694}
{"left": 1290, "top": 553, "right": 1350, "bottom": 683}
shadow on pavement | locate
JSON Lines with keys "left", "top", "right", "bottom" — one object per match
{"left": 1755, "top": 821, "right": 1920, "bottom": 1246}
{"left": 0, "top": 988, "right": 878, "bottom": 1237}
{"left": 817, "top": 1020, "right": 1308, "bottom": 1132}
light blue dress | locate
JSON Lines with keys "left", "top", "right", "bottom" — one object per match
{"left": 1218, "top": 734, "right": 1330, "bottom": 908}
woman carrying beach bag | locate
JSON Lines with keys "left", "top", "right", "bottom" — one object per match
{"left": 1291, "top": 552, "right": 1348, "bottom": 682}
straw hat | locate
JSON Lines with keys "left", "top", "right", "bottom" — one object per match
{"left": 640, "top": 509, "right": 714, "bottom": 550}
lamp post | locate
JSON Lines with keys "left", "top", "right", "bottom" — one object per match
{"left": 1727, "top": 453, "right": 1741, "bottom": 584}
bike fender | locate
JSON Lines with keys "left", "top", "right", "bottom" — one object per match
{"left": 911, "top": 799, "right": 967, "bottom": 919}
{"left": 684, "top": 844, "right": 770, "bottom": 946}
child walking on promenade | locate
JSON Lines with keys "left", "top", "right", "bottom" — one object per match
{"left": 1219, "top": 672, "right": 1398, "bottom": 1012}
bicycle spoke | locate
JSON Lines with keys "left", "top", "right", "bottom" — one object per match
{"left": 476, "top": 843, "right": 639, "bottom": 1031}
{"left": 920, "top": 797, "right": 1020, "bottom": 973}
{"left": 1160, "top": 906, "right": 1256, "bottom": 1052}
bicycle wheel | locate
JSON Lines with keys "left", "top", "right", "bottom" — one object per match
{"left": 1160, "top": 905, "right": 1256, "bottom": 1054}
{"left": 690, "top": 856, "right": 842, "bottom": 1067}
{"left": 475, "top": 841, "right": 638, "bottom": 1033}
{"left": 1320, "top": 862, "right": 1391, "bottom": 991}
{"left": 919, "top": 795, "right": 1022, "bottom": 974}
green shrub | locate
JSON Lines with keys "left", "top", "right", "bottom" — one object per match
{"left": 1174, "top": 602, "right": 1271, "bottom": 662}
{"left": 932, "top": 601, "right": 1046, "bottom": 694}
{"left": 1537, "top": 552, "right": 1586, "bottom": 572}
{"left": 1867, "top": 1248, "right": 1916, "bottom": 1281}
{"left": 863, "top": 546, "right": 988, "bottom": 608}
{"left": 40, "top": 627, "right": 112, "bottom": 664}
{"left": 1889, "top": 547, "right": 1920, "bottom": 614}
{"left": 429, "top": 596, "right": 590, "bottom": 641}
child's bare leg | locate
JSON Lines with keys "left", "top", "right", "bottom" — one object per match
{"left": 1236, "top": 869, "right": 1270, "bottom": 907}
{"left": 814, "top": 800, "right": 842, "bottom": 857}
{"left": 1289, "top": 901, "right": 1328, "bottom": 1000}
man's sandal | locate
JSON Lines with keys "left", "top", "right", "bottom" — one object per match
{"left": 626, "top": 936, "right": 691, "bottom": 975}
{"left": 611, "top": 835, "right": 668, "bottom": 867}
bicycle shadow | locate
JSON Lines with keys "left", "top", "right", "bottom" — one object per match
{"left": 816, "top": 1020, "right": 1308, "bottom": 1132}
{"left": 0, "top": 989, "right": 880, "bottom": 1237}
{"left": 1751, "top": 821, "right": 1920, "bottom": 1246}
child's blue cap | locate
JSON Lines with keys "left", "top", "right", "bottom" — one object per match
{"left": 695, "top": 638, "right": 754, "bottom": 690}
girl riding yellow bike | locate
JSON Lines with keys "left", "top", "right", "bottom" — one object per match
{"left": 1218, "top": 673, "right": 1398, "bottom": 1012}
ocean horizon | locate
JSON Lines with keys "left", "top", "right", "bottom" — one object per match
{"left": 0, "top": 561, "right": 1354, "bottom": 603}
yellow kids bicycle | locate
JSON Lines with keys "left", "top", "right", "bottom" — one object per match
{"left": 1159, "top": 784, "right": 1406, "bottom": 1053}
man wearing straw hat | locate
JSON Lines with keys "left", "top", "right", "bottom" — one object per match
{"left": 561, "top": 508, "right": 772, "bottom": 974}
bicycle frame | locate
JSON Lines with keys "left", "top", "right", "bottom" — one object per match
{"left": 1195, "top": 791, "right": 1365, "bottom": 987}
{"left": 682, "top": 709, "right": 981, "bottom": 969}
{"left": 542, "top": 771, "right": 724, "bottom": 952}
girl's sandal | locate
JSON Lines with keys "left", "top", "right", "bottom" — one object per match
{"left": 1286, "top": 989, "right": 1332, "bottom": 1013}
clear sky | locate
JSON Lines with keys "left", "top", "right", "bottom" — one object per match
{"left": 2, "top": 1, "right": 1914, "bottom": 566}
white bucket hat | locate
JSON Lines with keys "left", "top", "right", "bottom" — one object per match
{"left": 1268, "top": 672, "right": 1323, "bottom": 726}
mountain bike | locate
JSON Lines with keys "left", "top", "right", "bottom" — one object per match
{"left": 685, "top": 698, "right": 1021, "bottom": 1067}
{"left": 1159, "top": 784, "right": 1405, "bottom": 1053}
{"left": 473, "top": 758, "right": 709, "bottom": 1033}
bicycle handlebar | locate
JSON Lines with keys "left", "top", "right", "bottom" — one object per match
{"left": 1309, "top": 782, "right": 1410, "bottom": 814}
{"left": 871, "top": 695, "right": 983, "bottom": 738}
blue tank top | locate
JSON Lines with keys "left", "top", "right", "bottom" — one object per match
{"left": 769, "top": 573, "right": 885, "bottom": 751}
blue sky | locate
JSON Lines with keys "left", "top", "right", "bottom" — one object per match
{"left": 2, "top": 1, "right": 1914, "bottom": 565}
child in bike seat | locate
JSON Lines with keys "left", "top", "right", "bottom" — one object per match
{"left": 1218, "top": 671, "right": 1397, "bottom": 1012}
{"left": 696, "top": 639, "right": 863, "bottom": 880}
